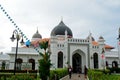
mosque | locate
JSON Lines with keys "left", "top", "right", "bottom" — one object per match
{"left": 0, "top": 20, "right": 119, "bottom": 73}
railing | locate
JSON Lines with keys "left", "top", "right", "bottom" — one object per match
{"left": 68, "top": 38, "right": 89, "bottom": 44}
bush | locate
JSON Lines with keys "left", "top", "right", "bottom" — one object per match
{"left": 88, "top": 69, "right": 103, "bottom": 80}
{"left": 50, "top": 68, "right": 68, "bottom": 80}
{"left": 0, "top": 70, "right": 37, "bottom": 79}
{"left": 108, "top": 67, "right": 120, "bottom": 73}
{"left": 88, "top": 69, "right": 120, "bottom": 80}
{"left": 7, "top": 74, "right": 35, "bottom": 80}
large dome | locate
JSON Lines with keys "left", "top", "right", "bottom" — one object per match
{"left": 51, "top": 21, "right": 73, "bottom": 37}
{"left": 32, "top": 30, "right": 42, "bottom": 39}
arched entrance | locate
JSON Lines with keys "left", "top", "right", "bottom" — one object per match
{"left": 58, "top": 51, "right": 63, "bottom": 68}
{"left": 93, "top": 53, "right": 98, "bottom": 68}
{"left": 29, "top": 58, "right": 35, "bottom": 70}
{"left": 72, "top": 53, "right": 81, "bottom": 73}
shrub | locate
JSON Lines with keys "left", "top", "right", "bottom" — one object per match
{"left": 0, "top": 70, "right": 37, "bottom": 79}
{"left": 7, "top": 74, "right": 35, "bottom": 80}
{"left": 50, "top": 68, "right": 68, "bottom": 80}
{"left": 88, "top": 69, "right": 120, "bottom": 80}
{"left": 108, "top": 67, "right": 120, "bottom": 73}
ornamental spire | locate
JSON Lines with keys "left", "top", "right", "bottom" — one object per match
{"left": 36, "top": 27, "right": 39, "bottom": 33}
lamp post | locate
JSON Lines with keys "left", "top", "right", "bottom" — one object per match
{"left": 10, "top": 30, "right": 24, "bottom": 75}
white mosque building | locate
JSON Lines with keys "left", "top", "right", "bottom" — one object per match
{"left": 0, "top": 20, "right": 120, "bottom": 73}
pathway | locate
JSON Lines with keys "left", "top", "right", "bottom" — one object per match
{"left": 61, "top": 73, "right": 88, "bottom": 80}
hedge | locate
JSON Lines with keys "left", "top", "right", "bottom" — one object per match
{"left": 50, "top": 68, "right": 68, "bottom": 80}
{"left": 88, "top": 69, "right": 120, "bottom": 80}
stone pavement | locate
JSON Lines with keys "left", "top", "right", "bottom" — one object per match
{"left": 61, "top": 73, "right": 88, "bottom": 80}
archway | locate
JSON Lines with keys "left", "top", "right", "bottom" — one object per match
{"left": 29, "top": 58, "right": 35, "bottom": 70}
{"left": 72, "top": 53, "right": 81, "bottom": 73}
{"left": 93, "top": 53, "right": 98, "bottom": 68}
{"left": 16, "top": 58, "right": 23, "bottom": 70}
{"left": 58, "top": 51, "right": 63, "bottom": 68}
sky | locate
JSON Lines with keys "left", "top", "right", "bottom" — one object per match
{"left": 0, "top": 0, "right": 120, "bottom": 53}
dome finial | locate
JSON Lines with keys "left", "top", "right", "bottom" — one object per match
{"left": 61, "top": 16, "right": 63, "bottom": 21}
{"left": 36, "top": 27, "right": 39, "bottom": 33}
{"left": 89, "top": 30, "right": 92, "bottom": 35}
{"left": 32, "top": 27, "right": 42, "bottom": 40}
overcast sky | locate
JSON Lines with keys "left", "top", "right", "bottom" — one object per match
{"left": 0, "top": 0, "right": 120, "bottom": 53}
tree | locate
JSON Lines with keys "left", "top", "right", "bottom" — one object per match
{"left": 38, "top": 38, "right": 51, "bottom": 80}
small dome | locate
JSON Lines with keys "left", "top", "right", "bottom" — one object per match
{"left": 86, "top": 36, "right": 95, "bottom": 41}
{"left": 51, "top": 21, "right": 73, "bottom": 37}
{"left": 32, "top": 30, "right": 42, "bottom": 39}
{"left": 99, "top": 36, "right": 104, "bottom": 39}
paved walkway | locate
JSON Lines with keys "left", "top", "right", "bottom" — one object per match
{"left": 61, "top": 73, "right": 88, "bottom": 80}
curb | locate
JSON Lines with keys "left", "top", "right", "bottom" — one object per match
{"left": 60, "top": 75, "right": 68, "bottom": 80}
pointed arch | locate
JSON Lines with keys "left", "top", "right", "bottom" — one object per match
{"left": 93, "top": 53, "right": 98, "bottom": 68}
{"left": 16, "top": 58, "right": 23, "bottom": 70}
{"left": 29, "top": 58, "right": 35, "bottom": 70}
{"left": 58, "top": 51, "right": 63, "bottom": 68}
{"left": 72, "top": 53, "right": 82, "bottom": 73}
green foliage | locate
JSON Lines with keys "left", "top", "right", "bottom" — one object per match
{"left": 38, "top": 39, "right": 51, "bottom": 80}
{"left": 108, "top": 67, "right": 120, "bottom": 73}
{"left": 0, "top": 70, "right": 37, "bottom": 80}
{"left": 0, "top": 74, "right": 36, "bottom": 80}
{"left": 88, "top": 69, "right": 120, "bottom": 80}
{"left": 39, "top": 41, "right": 48, "bottom": 51}
{"left": 50, "top": 68, "right": 68, "bottom": 80}
{"left": 7, "top": 74, "right": 35, "bottom": 80}
{"left": 38, "top": 57, "right": 51, "bottom": 80}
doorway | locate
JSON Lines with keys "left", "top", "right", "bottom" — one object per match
{"left": 93, "top": 53, "right": 98, "bottom": 68}
{"left": 72, "top": 53, "right": 82, "bottom": 73}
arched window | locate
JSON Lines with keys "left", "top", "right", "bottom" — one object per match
{"left": 93, "top": 53, "right": 98, "bottom": 68}
{"left": 58, "top": 51, "right": 63, "bottom": 68}
{"left": 16, "top": 58, "right": 23, "bottom": 70}
{"left": 1, "top": 61, "right": 6, "bottom": 70}
{"left": 112, "top": 61, "right": 118, "bottom": 68}
{"left": 106, "top": 61, "right": 108, "bottom": 68}
{"left": 29, "top": 58, "right": 35, "bottom": 70}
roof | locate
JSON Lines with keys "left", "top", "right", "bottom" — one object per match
{"left": 92, "top": 41, "right": 114, "bottom": 49}
{"left": 31, "top": 38, "right": 50, "bottom": 47}
{"left": 105, "top": 44, "right": 114, "bottom": 49}
{"left": 92, "top": 41, "right": 98, "bottom": 46}
{"left": 51, "top": 21, "right": 73, "bottom": 37}
{"left": 32, "top": 29, "right": 42, "bottom": 39}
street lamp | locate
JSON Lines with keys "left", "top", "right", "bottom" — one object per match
{"left": 10, "top": 30, "right": 24, "bottom": 75}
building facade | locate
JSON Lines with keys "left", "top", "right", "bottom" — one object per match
{"left": 4, "top": 20, "right": 120, "bottom": 73}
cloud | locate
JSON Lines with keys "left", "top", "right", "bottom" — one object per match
{"left": 0, "top": 0, "right": 120, "bottom": 51}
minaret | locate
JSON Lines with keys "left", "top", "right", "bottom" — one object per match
{"left": 98, "top": 36, "right": 105, "bottom": 69}
{"left": 117, "top": 27, "right": 120, "bottom": 64}
{"left": 88, "top": 32, "right": 92, "bottom": 69}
